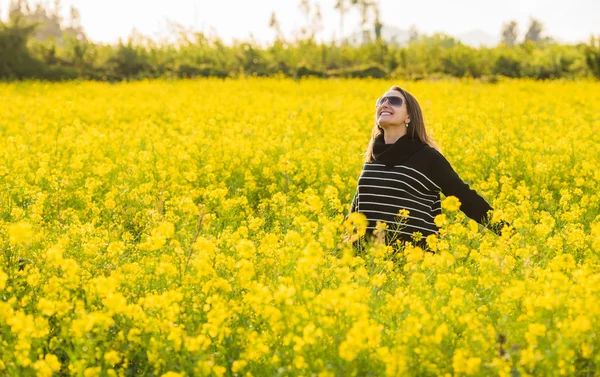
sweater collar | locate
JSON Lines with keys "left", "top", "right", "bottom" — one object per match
{"left": 372, "top": 132, "right": 425, "bottom": 167}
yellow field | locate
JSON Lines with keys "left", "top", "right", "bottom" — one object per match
{"left": 1, "top": 77, "right": 600, "bottom": 376}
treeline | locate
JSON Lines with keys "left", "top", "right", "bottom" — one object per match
{"left": 2, "top": 18, "right": 600, "bottom": 82}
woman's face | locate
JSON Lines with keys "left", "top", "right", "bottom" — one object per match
{"left": 375, "top": 90, "right": 410, "bottom": 127}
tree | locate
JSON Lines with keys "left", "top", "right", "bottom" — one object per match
{"left": 268, "top": 11, "right": 283, "bottom": 41}
{"left": 408, "top": 24, "right": 419, "bottom": 43}
{"left": 312, "top": 3, "right": 324, "bottom": 40}
{"left": 351, "top": 0, "right": 377, "bottom": 44}
{"left": 0, "top": 17, "right": 47, "bottom": 79}
{"left": 334, "top": 0, "right": 350, "bottom": 44}
{"left": 584, "top": 35, "right": 600, "bottom": 79}
{"left": 524, "top": 17, "right": 544, "bottom": 43}
{"left": 373, "top": 3, "right": 383, "bottom": 42}
{"left": 8, "top": 0, "right": 25, "bottom": 23}
{"left": 65, "top": 6, "right": 86, "bottom": 41}
{"left": 334, "top": 0, "right": 379, "bottom": 45}
{"left": 52, "top": 0, "right": 62, "bottom": 22}
{"left": 296, "top": 1, "right": 324, "bottom": 41}
{"left": 28, "top": 3, "right": 62, "bottom": 41}
{"left": 298, "top": 0, "right": 311, "bottom": 38}
{"left": 501, "top": 20, "right": 518, "bottom": 47}
{"left": 6, "top": 0, "right": 85, "bottom": 45}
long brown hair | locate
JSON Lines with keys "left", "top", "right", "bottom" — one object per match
{"left": 364, "top": 85, "right": 441, "bottom": 163}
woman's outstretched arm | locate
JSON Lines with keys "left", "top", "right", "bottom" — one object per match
{"left": 427, "top": 149, "right": 511, "bottom": 235}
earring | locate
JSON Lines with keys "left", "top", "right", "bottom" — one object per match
{"left": 405, "top": 122, "right": 409, "bottom": 128}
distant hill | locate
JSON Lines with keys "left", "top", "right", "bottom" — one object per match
{"left": 339, "top": 25, "right": 500, "bottom": 48}
{"left": 340, "top": 25, "right": 410, "bottom": 47}
{"left": 456, "top": 29, "right": 500, "bottom": 47}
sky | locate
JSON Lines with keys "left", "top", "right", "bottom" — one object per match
{"left": 0, "top": 0, "right": 598, "bottom": 46}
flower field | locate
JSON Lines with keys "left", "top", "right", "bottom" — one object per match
{"left": 1, "top": 77, "right": 600, "bottom": 376}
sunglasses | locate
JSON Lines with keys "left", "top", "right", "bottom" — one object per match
{"left": 375, "top": 96, "right": 404, "bottom": 108}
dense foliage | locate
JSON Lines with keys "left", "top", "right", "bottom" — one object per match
{"left": 1, "top": 19, "right": 599, "bottom": 82}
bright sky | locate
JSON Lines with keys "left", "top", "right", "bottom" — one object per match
{"left": 1, "top": 0, "right": 598, "bottom": 45}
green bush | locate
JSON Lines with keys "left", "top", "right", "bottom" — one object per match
{"left": 493, "top": 54, "right": 522, "bottom": 78}
{"left": 296, "top": 65, "right": 327, "bottom": 78}
{"left": 41, "top": 65, "right": 79, "bottom": 81}
{"left": 177, "top": 63, "right": 229, "bottom": 78}
{"left": 1, "top": 18, "right": 597, "bottom": 82}
{"left": 327, "top": 63, "right": 388, "bottom": 78}
{"left": 584, "top": 35, "right": 600, "bottom": 79}
{"left": 0, "top": 21, "right": 46, "bottom": 79}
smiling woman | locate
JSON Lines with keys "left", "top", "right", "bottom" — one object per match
{"left": 345, "top": 85, "right": 511, "bottom": 253}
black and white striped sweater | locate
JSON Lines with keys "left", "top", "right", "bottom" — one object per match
{"left": 346, "top": 132, "right": 505, "bottom": 244}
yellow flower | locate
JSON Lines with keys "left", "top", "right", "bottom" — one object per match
{"left": 0, "top": 269, "right": 7, "bottom": 291}
{"left": 406, "top": 246, "right": 424, "bottom": 263}
{"left": 104, "top": 197, "right": 116, "bottom": 209}
{"left": 468, "top": 219, "right": 479, "bottom": 233}
{"left": 466, "top": 357, "right": 482, "bottom": 375}
{"left": 411, "top": 231, "right": 423, "bottom": 242}
{"left": 236, "top": 239, "right": 256, "bottom": 259}
{"left": 453, "top": 349, "right": 481, "bottom": 375}
{"left": 104, "top": 350, "right": 120, "bottom": 365}
{"left": 8, "top": 221, "right": 33, "bottom": 246}
{"left": 161, "top": 372, "right": 184, "bottom": 377}
{"left": 426, "top": 234, "right": 439, "bottom": 252}
{"left": 212, "top": 365, "right": 227, "bottom": 377}
{"left": 32, "top": 354, "right": 61, "bottom": 377}
{"left": 434, "top": 214, "right": 447, "bottom": 228}
{"left": 231, "top": 360, "right": 248, "bottom": 373}
{"left": 571, "top": 315, "right": 591, "bottom": 332}
{"left": 84, "top": 367, "right": 101, "bottom": 377}
{"left": 294, "top": 355, "right": 307, "bottom": 369}
{"left": 441, "top": 196, "right": 461, "bottom": 211}
{"left": 397, "top": 208, "right": 410, "bottom": 219}
{"left": 107, "top": 241, "right": 126, "bottom": 257}
{"left": 46, "top": 245, "right": 64, "bottom": 264}
{"left": 525, "top": 323, "right": 547, "bottom": 345}
{"left": 3, "top": 75, "right": 600, "bottom": 376}
{"left": 375, "top": 220, "right": 388, "bottom": 232}
{"left": 434, "top": 323, "right": 449, "bottom": 344}
{"left": 371, "top": 273, "right": 387, "bottom": 287}
{"left": 306, "top": 194, "right": 324, "bottom": 212}
{"left": 138, "top": 221, "right": 175, "bottom": 251}
{"left": 344, "top": 212, "right": 368, "bottom": 242}
{"left": 373, "top": 220, "right": 388, "bottom": 240}
{"left": 582, "top": 343, "right": 592, "bottom": 358}
{"left": 318, "top": 371, "right": 335, "bottom": 377}
{"left": 33, "top": 360, "right": 53, "bottom": 377}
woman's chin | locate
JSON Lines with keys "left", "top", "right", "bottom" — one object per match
{"left": 377, "top": 121, "right": 400, "bottom": 128}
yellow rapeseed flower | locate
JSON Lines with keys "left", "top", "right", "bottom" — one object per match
{"left": 441, "top": 196, "right": 461, "bottom": 212}
{"left": 161, "top": 372, "right": 184, "bottom": 377}
{"left": 344, "top": 212, "right": 368, "bottom": 242}
{"left": 0, "top": 269, "right": 7, "bottom": 291}
{"left": 434, "top": 323, "right": 449, "bottom": 344}
{"left": 434, "top": 214, "right": 447, "bottom": 228}
{"left": 397, "top": 208, "right": 410, "bottom": 219}
{"left": 104, "top": 350, "right": 120, "bottom": 365}
{"left": 231, "top": 360, "right": 248, "bottom": 373}
{"left": 453, "top": 349, "right": 481, "bottom": 375}
{"left": 2, "top": 77, "right": 600, "bottom": 375}
{"left": 8, "top": 221, "right": 33, "bottom": 246}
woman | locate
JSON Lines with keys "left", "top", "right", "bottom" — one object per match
{"left": 345, "top": 85, "right": 510, "bottom": 253}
